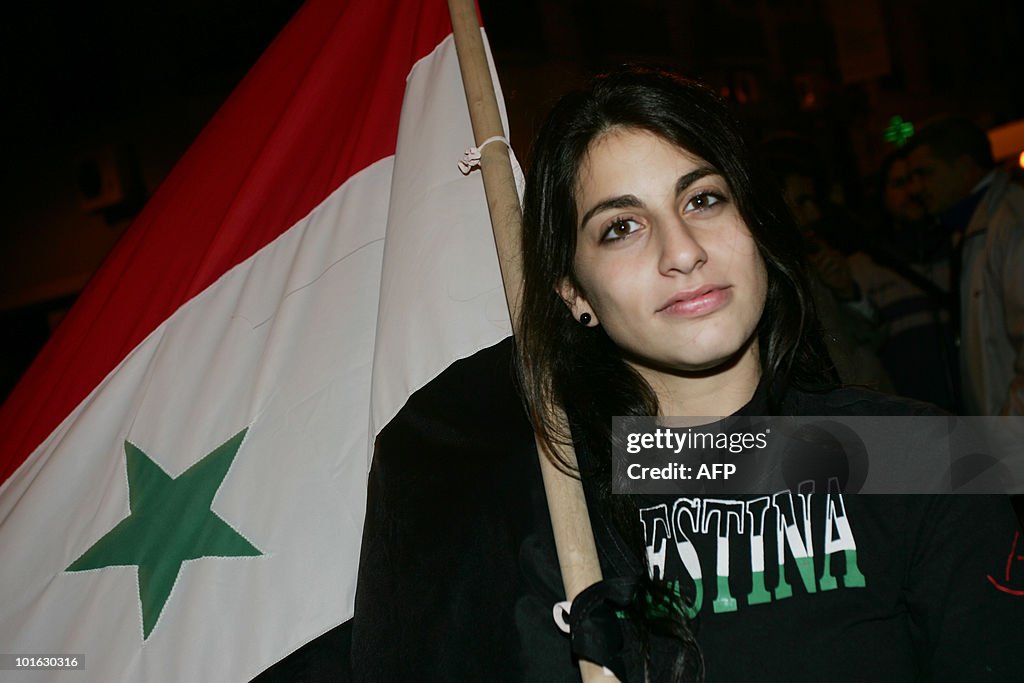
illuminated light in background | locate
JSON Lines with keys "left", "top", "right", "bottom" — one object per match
{"left": 884, "top": 115, "right": 914, "bottom": 147}
{"left": 1019, "top": 150, "right": 1024, "bottom": 169}
{"left": 988, "top": 120, "right": 1024, "bottom": 161}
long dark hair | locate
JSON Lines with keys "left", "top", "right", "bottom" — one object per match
{"left": 517, "top": 67, "right": 833, "bottom": 680}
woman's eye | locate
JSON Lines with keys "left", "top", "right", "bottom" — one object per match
{"left": 601, "top": 217, "right": 642, "bottom": 242}
{"left": 684, "top": 191, "right": 723, "bottom": 212}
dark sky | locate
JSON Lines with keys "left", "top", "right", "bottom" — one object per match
{"left": 2, "top": 1, "right": 304, "bottom": 164}
{"left": 4, "top": 1, "right": 1022, "bottom": 172}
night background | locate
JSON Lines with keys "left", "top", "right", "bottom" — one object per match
{"left": 3, "top": 0, "right": 1023, "bottom": 401}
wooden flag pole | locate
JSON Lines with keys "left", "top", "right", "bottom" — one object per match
{"left": 446, "top": 1, "right": 615, "bottom": 680}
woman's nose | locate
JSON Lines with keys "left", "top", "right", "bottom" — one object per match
{"left": 657, "top": 219, "right": 708, "bottom": 275}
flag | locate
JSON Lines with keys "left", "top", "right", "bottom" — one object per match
{"left": 0, "top": 0, "right": 513, "bottom": 680}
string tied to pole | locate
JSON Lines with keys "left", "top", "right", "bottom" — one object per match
{"left": 457, "top": 135, "right": 512, "bottom": 174}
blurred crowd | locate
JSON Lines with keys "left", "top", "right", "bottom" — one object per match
{"left": 762, "top": 117, "right": 1024, "bottom": 416}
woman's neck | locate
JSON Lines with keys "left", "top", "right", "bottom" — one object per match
{"left": 631, "top": 341, "right": 761, "bottom": 417}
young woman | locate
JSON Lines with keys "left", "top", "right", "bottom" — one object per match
{"left": 515, "top": 68, "right": 1022, "bottom": 681}
{"left": 345, "top": 68, "right": 1021, "bottom": 682}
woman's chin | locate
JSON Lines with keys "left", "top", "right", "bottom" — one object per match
{"left": 625, "top": 335, "right": 759, "bottom": 378}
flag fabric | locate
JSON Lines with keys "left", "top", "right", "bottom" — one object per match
{"left": 0, "top": 0, "right": 513, "bottom": 680}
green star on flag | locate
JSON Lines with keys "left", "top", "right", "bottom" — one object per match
{"left": 67, "top": 428, "right": 261, "bottom": 638}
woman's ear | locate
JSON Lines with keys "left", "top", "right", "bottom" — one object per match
{"left": 557, "top": 278, "right": 598, "bottom": 326}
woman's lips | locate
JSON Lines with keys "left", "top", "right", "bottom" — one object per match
{"left": 658, "top": 286, "right": 731, "bottom": 317}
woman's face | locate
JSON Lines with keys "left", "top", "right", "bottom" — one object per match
{"left": 564, "top": 127, "right": 768, "bottom": 376}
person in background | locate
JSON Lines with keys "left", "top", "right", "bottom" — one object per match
{"left": 907, "top": 117, "right": 1024, "bottom": 415}
{"left": 761, "top": 138, "right": 892, "bottom": 392}
{"left": 848, "top": 149, "right": 960, "bottom": 410}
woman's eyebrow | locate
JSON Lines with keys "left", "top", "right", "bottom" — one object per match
{"left": 579, "top": 194, "right": 643, "bottom": 230}
{"left": 675, "top": 166, "right": 719, "bottom": 196}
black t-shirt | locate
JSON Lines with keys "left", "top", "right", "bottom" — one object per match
{"left": 630, "top": 492, "right": 1018, "bottom": 681}
{"left": 578, "top": 384, "right": 1023, "bottom": 681}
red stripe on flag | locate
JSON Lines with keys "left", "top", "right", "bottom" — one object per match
{"left": 0, "top": 0, "right": 466, "bottom": 484}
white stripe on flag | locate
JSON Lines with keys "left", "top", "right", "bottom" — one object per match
{"left": 372, "top": 31, "right": 514, "bottom": 439}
